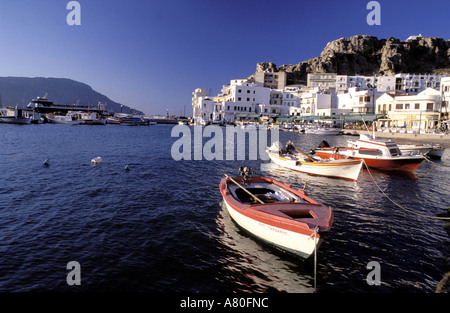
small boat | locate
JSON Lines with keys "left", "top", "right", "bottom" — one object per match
{"left": 267, "top": 141, "right": 363, "bottom": 181}
{"left": 304, "top": 127, "right": 343, "bottom": 135}
{"left": 398, "top": 144, "right": 432, "bottom": 156}
{"left": 219, "top": 168, "right": 333, "bottom": 259}
{"left": 0, "top": 107, "right": 31, "bottom": 124}
{"left": 312, "top": 134, "right": 425, "bottom": 173}
{"left": 106, "top": 116, "right": 123, "bottom": 124}
{"left": 46, "top": 112, "right": 80, "bottom": 125}
{"left": 398, "top": 143, "right": 445, "bottom": 159}
{"left": 427, "top": 145, "right": 445, "bottom": 159}
{"left": 121, "top": 116, "right": 142, "bottom": 126}
{"left": 79, "top": 112, "right": 106, "bottom": 125}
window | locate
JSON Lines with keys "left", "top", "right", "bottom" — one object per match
{"left": 237, "top": 97, "right": 241, "bottom": 101}
{"left": 246, "top": 98, "right": 250, "bottom": 102}
{"left": 427, "top": 103, "right": 433, "bottom": 110}
{"left": 415, "top": 103, "right": 420, "bottom": 110}
{"left": 247, "top": 90, "right": 250, "bottom": 94}
{"left": 396, "top": 104, "right": 403, "bottom": 110}
{"left": 405, "top": 103, "right": 410, "bottom": 110}
{"left": 238, "top": 89, "right": 241, "bottom": 93}
{"left": 389, "top": 148, "right": 401, "bottom": 156}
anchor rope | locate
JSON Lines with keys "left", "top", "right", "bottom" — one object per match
{"left": 363, "top": 160, "right": 450, "bottom": 221}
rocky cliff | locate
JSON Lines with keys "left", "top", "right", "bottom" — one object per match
{"left": 254, "top": 35, "right": 450, "bottom": 85}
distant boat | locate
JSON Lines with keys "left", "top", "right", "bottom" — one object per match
{"left": 304, "top": 127, "right": 343, "bottom": 135}
{"left": 46, "top": 112, "right": 80, "bottom": 125}
{"left": 106, "top": 116, "right": 123, "bottom": 124}
{"left": 79, "top": 112, "right": 106, "bottom": 125}
{"left": 219, "top": 167, "right": 333, "bottom": 259}
{"left": 267, "top": 141, "right": 363, "bottom": 181}
{"left": 0, "top": 107, "right": 31, "bottom": 124}
{"left": 398, "top": 143, "right": 445, "bottom": 159}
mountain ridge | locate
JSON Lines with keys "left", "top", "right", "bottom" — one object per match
{"left": 0, "top": 76, "right": 143, "bottom": 115}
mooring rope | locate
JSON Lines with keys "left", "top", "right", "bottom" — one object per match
{"left": 310, "top": 226, "right": 319, "bottom": 293}
{"left": 363, "top": 160, "right": 450, "bottom": 221}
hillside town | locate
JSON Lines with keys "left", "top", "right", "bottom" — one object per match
{"left": 192, "top": 71, "right": 450, "bottom": 134}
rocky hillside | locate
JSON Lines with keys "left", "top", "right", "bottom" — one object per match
{"left": 253, "top": 35, "right": 450, "bottom": 85}
{"left": 0, "top": 77, "right": 143, "bottom": 114}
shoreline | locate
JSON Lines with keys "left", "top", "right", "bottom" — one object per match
{"left": 349, "top": 130, "right": 450, "bottom": 146}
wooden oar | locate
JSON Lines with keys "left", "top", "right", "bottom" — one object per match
{"left": 224, "top": 174, "right": 264, "bottom": 204}
{"left": 292, "top": 145, "right": 316, "bottom": 162}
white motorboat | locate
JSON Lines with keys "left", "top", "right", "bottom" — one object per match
{"left": 304, "top": 127, "right": 343, "bottom": 135}
{"left": 46, "top": 112, "right": 80, "bottom": 125}
{"left": 0, "top": 107, "right": 31, "bottom": 124}
{"left": 398, "top": 143, "right": 445, "bottom": 159}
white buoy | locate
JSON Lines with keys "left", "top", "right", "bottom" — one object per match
{"left": 91, "top": 156, "right": 102, "bottom": 164}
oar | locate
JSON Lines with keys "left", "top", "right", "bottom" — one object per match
{"left": 224, "top": 174, "right": 264, "bottom": 204}
{"left": 292, "top": 145, "right": 316, "bottom": 162}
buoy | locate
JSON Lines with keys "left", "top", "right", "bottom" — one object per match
{"left": 43, "top": 158, "right": 50, "bottom": 166}
{"left": 124, "top": 164, "right": 130, "bottom": 171}
{"left": 91, "top": 156, "right": 102, "bottom": 164}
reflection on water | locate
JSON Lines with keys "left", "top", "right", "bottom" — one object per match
{"left": 215, "top": 203, "right": 314, "bottom": 293}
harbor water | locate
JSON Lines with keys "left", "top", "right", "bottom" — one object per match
{"left": 0, "top": 123, "right": 449, "bottom": 293}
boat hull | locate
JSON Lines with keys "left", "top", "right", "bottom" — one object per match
{"left": 223, "top": 199, "right": 322, "bottom": 258}
{"left": 267, "top": 151, "right": 363, "bottom": 181}
{"left": 0, "top": 117, "right": 31, "bottom": 124}
{"left": 219, "top": 176, "right": 333, "bottom": 259}
{"left": 314, "top": 150, "right": 424, "bottom": 172}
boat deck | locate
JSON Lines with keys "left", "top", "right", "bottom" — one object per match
{"left": 224, "top": 181, "right": 332, "bottom": 231}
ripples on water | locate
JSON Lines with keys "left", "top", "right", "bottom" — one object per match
{"left": 0, "top": 124, "right": 449, "bottom": 293}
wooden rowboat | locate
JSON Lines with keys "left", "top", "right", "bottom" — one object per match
{"left": 267, "top": 142, "right": 363, "bottom": 181}
{"left": 219, "top": 168, "right": 333, "bottom": 258}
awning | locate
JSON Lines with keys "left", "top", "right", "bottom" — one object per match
{"left": 235, "top": 113, "right": 261, "bottom": 118}
{"left": 295, "top": 115, "right": 329, "bottom": 121}
{"left": 277, "top": 115, "right": 296, "bottom": 122}
{"left": 335, "top": 114, "right": 386, "bottom": 121}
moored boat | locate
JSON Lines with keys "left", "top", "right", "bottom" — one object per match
{"left": 267, "top": 141, "right": 363, "bottom": 181}
{"left": 0, "top": 107, "right": 31, "bottom": 124}
{"left": 312, "top": 134, "right": 425, "bottom": 172}
{"left": 219, "top": 167, "right": 333, "bottom": 259}
{"left": 398, "top": 143, "right": 445, "bottom": 159}
{"left": 46, "top": 112, "right": 80, "bottom": 125}
{"left": 106, "top": 116, "right": 123, "bottom": 124}
{"left": 304, "top": 127, "right": 343, "bottom": 135}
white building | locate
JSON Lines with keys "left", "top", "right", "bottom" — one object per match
{"left": 394, "top": 73, "right": 443, "bottom": 94}
{"left": 213, "top": 79, "right": 270, "bottom": 122}
{"left": 192, "top": 88, "right": 209, "bottom": 119}
{"left": 376, "top": 88, "right": 442, "bottom": 131}
{"left": 440, "top": 77, "right": 450, "bottom": 119}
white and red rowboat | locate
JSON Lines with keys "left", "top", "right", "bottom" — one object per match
{"left": 219, "top": 174, "right": 333, "bottom": 258}
{"left": 266, "top": 149, "right": 363, "bottom": 181}
{"left": 313, "top": 134, "right": 425, "bottom": 173}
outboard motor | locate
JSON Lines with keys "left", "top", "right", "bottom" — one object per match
{"left": 318, "top": 140, "right": 331, "bottom": 148}
{"left": 238, "top": 166, "right": 254, "bottom": 184}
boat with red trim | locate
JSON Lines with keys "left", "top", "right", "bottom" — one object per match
{"left": 312, "top": 134, "right": 424, "bottom": 172}
{"left": 267, "top": 141, "right": 363, "bottom": 181}
{"left": 219, "top": 167, "right": 333, "bottom": 258}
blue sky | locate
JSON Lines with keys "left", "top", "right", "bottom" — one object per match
{"left": 0, "top": 0, "right": 449, "bottom": 115}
